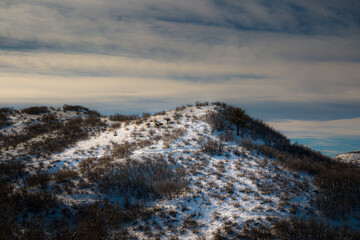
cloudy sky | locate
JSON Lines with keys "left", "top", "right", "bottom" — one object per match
{"left": 1, "top": 0, "right": 359, "bottom": 156}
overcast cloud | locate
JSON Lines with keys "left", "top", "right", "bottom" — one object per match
{"left": 1, "top": 0, "right": 359, "bottom": 156}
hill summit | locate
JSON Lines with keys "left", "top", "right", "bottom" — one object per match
{"left": 335, "top": 151, "right": 360, "bottom": 166}
{"left": 0, "top": 102, "right": 359, "bottom": 239}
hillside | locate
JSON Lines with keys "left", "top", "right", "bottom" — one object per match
{"left": 1, "top": 103, "right": 359, "bottom": 239}
{"left": 335, "top": 151, "right": 360, "bottom": 166}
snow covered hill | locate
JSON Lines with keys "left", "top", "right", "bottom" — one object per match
{"left": 1, "top": 103, "right": 359, "bottom": 239}
{"left": 335, "top": 151, "right": 360, "bottom": 166}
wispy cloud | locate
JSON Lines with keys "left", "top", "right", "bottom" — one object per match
{"left": 268, "top": 118, "right": 360, "bottom": 156}
{"left": 1, "top": 0, "right": 360, "bottom": 155}
{"left": 268, "top": 118, "right": 360, "bottom": 139}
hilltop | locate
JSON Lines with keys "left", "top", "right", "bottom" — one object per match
{"left": 0, "top": 102, "right": 359, "bottom": 239}
{"left": 335, "top": 151, "right": 360, "bottom": 166}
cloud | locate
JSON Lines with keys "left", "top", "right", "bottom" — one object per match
{"left": 0, "top": 0, "right": 359, "bottom": 158}
{"left": 268, "top": 118, "right": 360, "bottom": 139}
{"left": 1, "top": 48, "right": 359, "bottom": 107}
{"left": 242, "top": 101, "right": 360, "bottom": 121}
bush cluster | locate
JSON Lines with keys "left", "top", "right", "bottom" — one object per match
{"left": 210, "top": 102, "right": 359, "bottom": 220}
{"left": 53, "top": 169, "right": 79, "bottom": 183}
{"left": 240, "top": 138, "right": 360, "bottom": 219}
{"left": 200, "top": 138, "right": 224, "bottom": 155}
{"left": 111, "top": 141, "right": 136, "bottom": 158}
{"left": 210, "top": 102, "right": 290, "bottom": 146}
{"left": 63, "top": 105, "right": 101, "bottom": 117}
{"left": 63, "top": 104, "right": 89, "bottom": 112}
{"left": 26, "top": 116, "right": 106, "bottom": 156}
{"left": 0, "top": 108, "right": 14, "bottom": 128}
{"left": 204, "top": 111, "right": 227, "bottom": 131}
{"left": 109, "top": 114, "right": 139, "bottom": 122}
{"left": 98, "top": 158, "right": 188, "bottom": 201}
{"left": 22, "top": 106, "right": 49, "bottom": 115}
{"left": 239, "top": 218, "right": 360, "bottom": 240}
{"left": 25, "top": 172, "right": 50, "bottom": 188}
{"left": 0, "top": 161, "right": 25, "bottom": 182}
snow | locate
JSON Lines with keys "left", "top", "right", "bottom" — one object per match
{"left": 335, "top": 151, "right": 360, "bottom": 166}
{"left": 1, "top": 104, "right": 358, "bottom": 238}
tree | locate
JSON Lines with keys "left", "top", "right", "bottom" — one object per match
{"left": 228, "top": 108, "right": 248, "bottom": 136}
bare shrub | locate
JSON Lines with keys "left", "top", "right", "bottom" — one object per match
{"left": 195, "top": 101, "right": 209, "bottom": 107}
{"left": 109, "top": 114, "right": 139, "bottom": 122}
{"left": 224, "top": 182, "right": 235, "bottom": 195}
{"left": 98, "top": 158, "right": 188, "bottom": 201}
{"left": 109, "top": 122, "right": 121, "bottom": 131}
{"left": 79, "top": 157, "right": 96, "bottom": 174}
{"left": 204, "top": 111, "right": 226, "bottom": 131}
{"left": 155, "top": 180, "right": 188, "bottom": 199}
{"left": 27, "top": 116, "right": 106, "bottom": 156}
{"left": 25, "top": 172, "right": 50, "bottom": 188}
{"left": 220, "top": 130, "right": 233, "bottom": 142}
{"left": 41, "top": 113, "right": 57, "bottom": 123}
{"left": 239, "top": 218, "right": 360, "bottom": 240}
{"left": 111, "top": 141, "right": 136, "bottom": 158}
{"left": 0, "top": 160, "right": 25, "bottom": 181}
{"left": 73, "top": 204, "right": 109, "bottom": 240}
{"left": 136, "top": 139, "right": 153, "bottom": 148}
{"left": 22, "top": 106, "right": 49, "bottom": 115}
{"left": 63, "top": 104, "right": 89, "bottom": 112}
{"left": 162, "top": 127, "right": 187, "bottom": 143}
{"left": 0, "top": 107, "right": 13, "bottom": 115}
{"left": 183, "top": 215, "right": 199, "bottom": 231}
{"left": 0, "top": 109, "right": 12, "bottom": 128}
{"left": 87, "top": 167, "right": 105, "bottom": 183}
{"left": 12, "top": 191, "right": 57, "bottom": 213}
{"left": 0, "top": 218, "right": 18, "bottom": 240}
{"left": 0, "top": 119, "right": 12, "bottom": 129}
{"left": 53, "top": 169, "right": 79, "bottom": 183}
{"left": 200, "top": 138, "right": 224, "bottom": 155}
{"left": 315, "top": 166, "right": 360, "bottom": 219}
{"left": 22, "top": 221, "right": 47, "bottom": 240}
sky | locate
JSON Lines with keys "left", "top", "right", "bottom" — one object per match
{"left": 1, "top": 0, "right": 359, "bottom": 157}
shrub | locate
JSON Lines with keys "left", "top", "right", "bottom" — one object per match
{"left": 273, "top": 218, "right": 358, "bottom": 240}
{"left": 112, "top": 141, "right": 136, "bottom": 158}
{"left": 162, "top": 128, "right": 187, "bottom": 143}
{"left": 155, "top": 180, "right": 188, "bottom": 199}
{"left": 0, "top": 218, "right": 17, "bottom": 240}
{"left": 195, "top": 101, "right": 209, "bottom": 107}
{"left": 0, "top": 161, "right": 25, "bottom": 181}
{"left": 200, "top": 138, "right": 224, "bottom": 155}
{"left": 109, "top": 114, "right": 139, "bottom": 122}
{"left": 11, "top": 191, "right": 57, "bottom": 213}
{"left": 204, "top": 112, "right": 226, "bottom": 131}
{"left": 41, "top": 113, "right": 57, "bottom": 123}
{"left": 98, "top": 158, "right": 188, "bottom": 201}
{"left": 239, "top": 139, "right": 360, "bottom": 219}
{"left": 109, "top": 122, "right": 121, "bottom": 131}
{"left": 63, "top": 104, "right": 89, "bottom": 112}
{"left": 53, "top": 169, "right": 79, "bottom": 183}
{"left": 73, "top": 204, "right": 109, "bottom": 240}
{"left": 315, "top": 166, "right": 360, "bottom": 219}
{"left": 27, "top": 116, "right": 106, "bottom": 156}
{"left": 0, "top": 108, "right": 12, "bottom": 124}
{"left": 79, "top": 157, "right": 96, "bottom": 174}
{"left": 0, "top": 119, "right": 11, "bottom": 128}
{"left": 0, "top": 107, "right": 13, "bottom": 115}
{"left": 22, "top": 106, "right": 49, "bottom": 115}
{"left": 25, "top": 172, "right": 50, "bottom": 188}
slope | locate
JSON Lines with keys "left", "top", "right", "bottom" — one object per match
{"left": 0, "top": 103, "right": 359, "bottom": 239}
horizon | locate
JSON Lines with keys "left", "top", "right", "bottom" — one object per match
{"left": 1, "top": 0, "right": 359, "bottom": 157}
